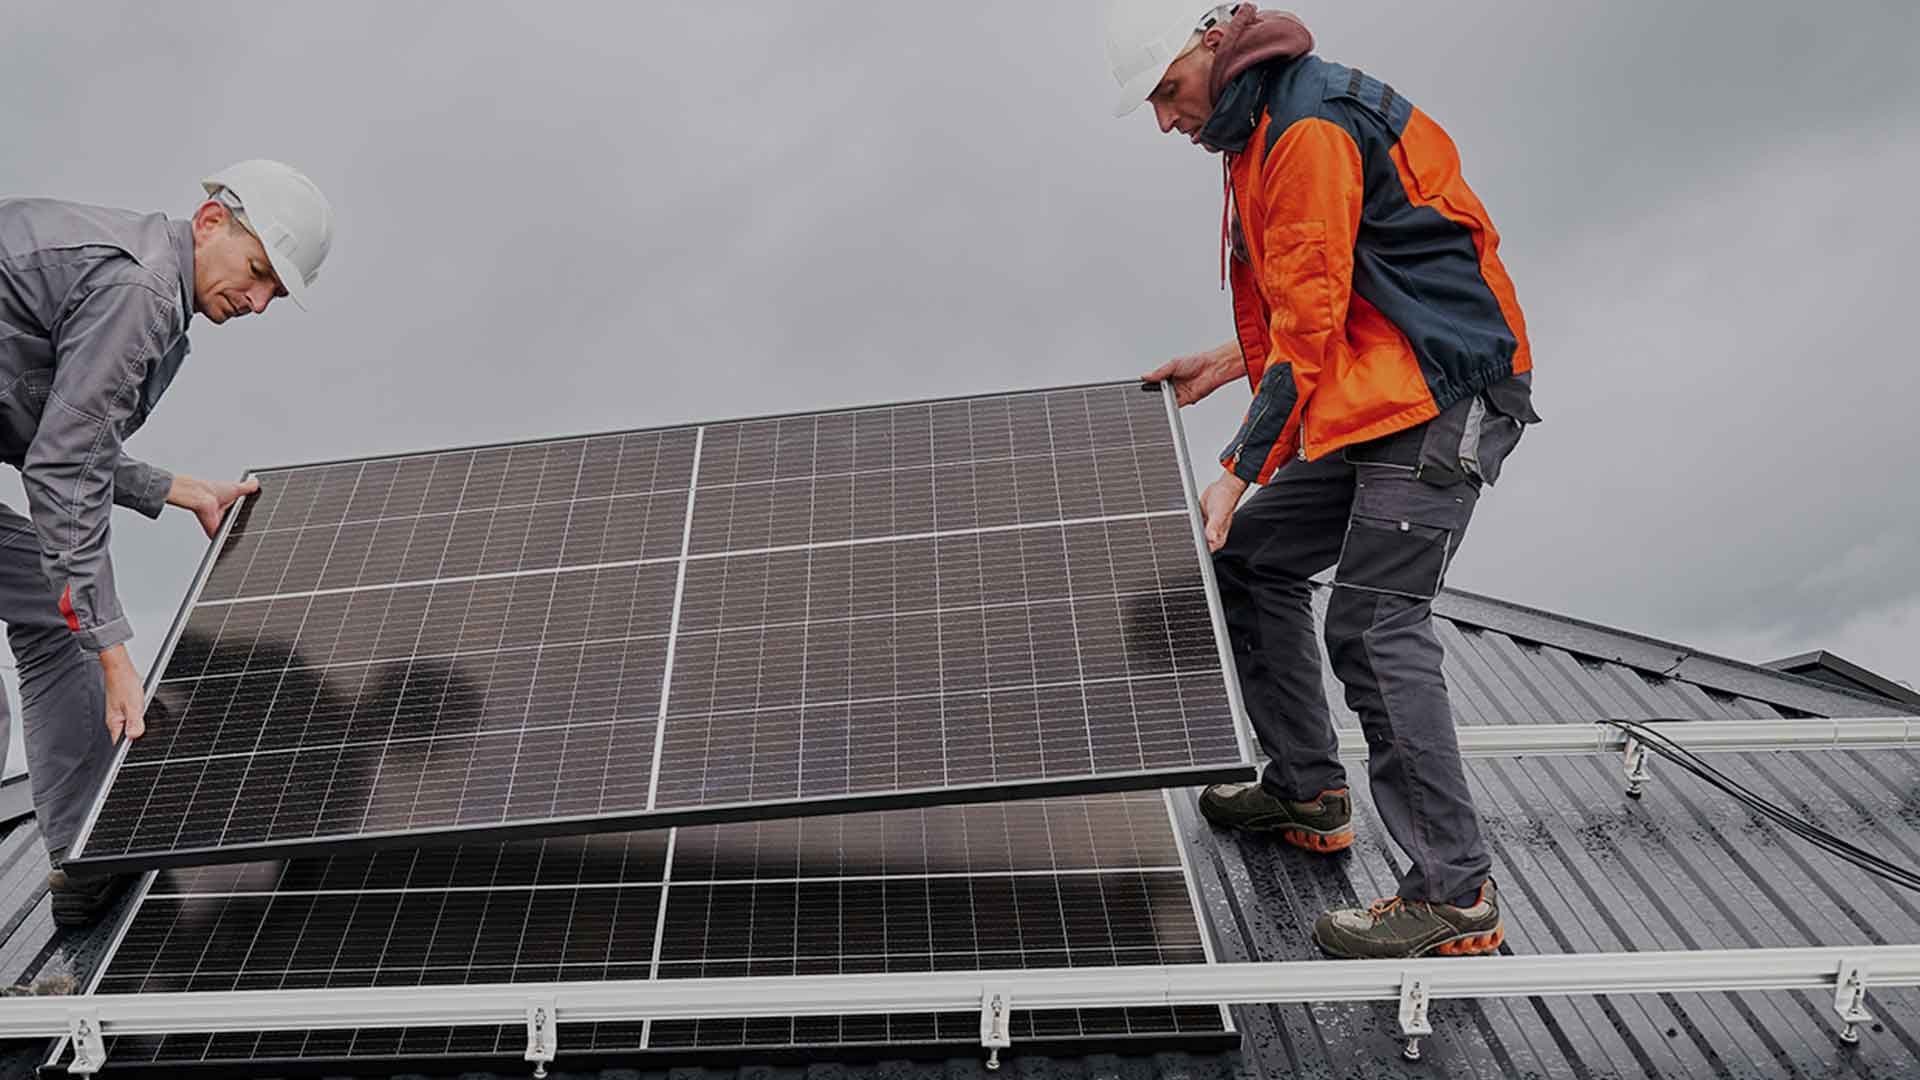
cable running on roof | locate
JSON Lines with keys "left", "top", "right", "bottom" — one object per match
{"left": 1602, "top": 718, "right": 1920, "bottom": 894}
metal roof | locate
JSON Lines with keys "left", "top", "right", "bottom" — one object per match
{"left": 1178, "top": 586, "right": 1920, "bottom": 1078}
{"left": 1765, "top": 650, "right": 1920, "bottom": 709}
{"left": 3, "top": 587, "right": 1917, "bottom": 1078}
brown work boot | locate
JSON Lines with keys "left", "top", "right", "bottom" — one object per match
{"left": 1312, "top": 879, "right": 1506, "bottom": 959}
{"left": 1198, "top": 783, "right": 1355, "bottom": 853}
{"left": 47, "top": 867, "right": 127, "bottom": 929}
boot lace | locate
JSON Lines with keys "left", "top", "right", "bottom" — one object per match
{"left": 1366, "top": 896, "right": 1432, "bottom": 921}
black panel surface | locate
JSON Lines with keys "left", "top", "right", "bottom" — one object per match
{"left": 72, "top": 384, "right": 1247, "bottom": 871}
{"left": 88, "top": 792, "right": 1227, "bottom": 1069}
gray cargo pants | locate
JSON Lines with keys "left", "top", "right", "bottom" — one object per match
{"left": 1213, "top": 394, "right": 1522, "bottom": 905}
{"left": 0, "top": 505, "right": 114, "bottom": 862}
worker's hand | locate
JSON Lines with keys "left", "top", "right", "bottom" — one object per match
{"left": 98, "top": 645, "right": 146, "bottom": 742}
{"left": 1142, "top": 340, "right": 1244, "bottom": 406}
{"left": 1200, "top": 470, "right": 1249, "bottom": 552}
{"left": 167, "top": 474, "right": 260, "bottom": 539}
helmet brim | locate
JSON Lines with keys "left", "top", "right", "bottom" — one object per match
{"left": 260, "top": 233, "right": 312, "bottom": 312}
{"left": 1113, "top": 70, "right": 1160, "bottom": 118}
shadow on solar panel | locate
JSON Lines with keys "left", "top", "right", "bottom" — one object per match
{"left": 74, "top": 793, "right": 1232, "bottom": 1073}
{"left": 68, "top": 382, "right": 1252, "bottom": 872}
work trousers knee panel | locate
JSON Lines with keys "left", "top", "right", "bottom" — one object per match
{"left": 0, "top": 510, "right": 115, "bottom": 860}
{"left": 1320, "top": 465, "right": 1491, "bottom": 903}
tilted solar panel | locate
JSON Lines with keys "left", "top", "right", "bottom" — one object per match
{"left": 80, "top": 792, "right": 1230, "bottom": 1071}
{"left": 69, "top": 382, "right": 1250, "bottom": 871}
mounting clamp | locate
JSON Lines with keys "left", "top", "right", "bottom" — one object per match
{"left": 524, "top": 996, "right": 558, "bottom": 1078}
{"left": 980, "top": 986, "right": 1013, "bottom": 1071}
{"left": 67, "top": 1009, "right": 107, "bottom": 1076}
{"left": 1398, "top": 974, "right": 1433, "bottom": 1062}
{"left": 1834, "top": 960, "right": 1873, "bottom": 1045}
{"left": 1623, "top": 736, "right": 1652, "bottom": 799}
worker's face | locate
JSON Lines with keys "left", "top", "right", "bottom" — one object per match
{"left": 190, "top": 201, "right": 287, "bottom": 324}
{"left": 1148, "top": 28, "right": 1224, "bottom": 150}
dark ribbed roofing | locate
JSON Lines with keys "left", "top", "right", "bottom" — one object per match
{"left": 1179, "top": 587, "right": 1920, "bottom": 1078}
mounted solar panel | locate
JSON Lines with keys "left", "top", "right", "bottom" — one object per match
{"left": 68, "top": 382, "right": 1251, "bottom": 872}
{"left": 78, "top": 792, "right": 1231, "bottom": 1072}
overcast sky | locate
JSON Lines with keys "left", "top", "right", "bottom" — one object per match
{"left": 3, "top": 0, "right": 1916, "bottom": 752}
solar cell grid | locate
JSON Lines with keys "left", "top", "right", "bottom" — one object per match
{"left": 198, "top": 429, "right": 698, "bottom": 603}
{"left": 88, "top": 793, "right": 1228, "bottom": 1069}
{"left": 71, "top": 383, "right": 1251, "bottom": 871}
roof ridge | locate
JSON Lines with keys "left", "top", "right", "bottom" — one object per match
{"left": 1431, "top": 585, "right": 1920, "bottom": 717}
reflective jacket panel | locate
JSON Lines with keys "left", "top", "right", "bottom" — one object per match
{"left": 1213, "top": 57, "right": 1532, "bottom": 482}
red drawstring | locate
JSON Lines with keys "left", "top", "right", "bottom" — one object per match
{"left": 1219, "top": 157, "right": 1232, "bottom": 291}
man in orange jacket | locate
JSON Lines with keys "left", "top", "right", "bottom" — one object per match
{"left": 1107, "top": 2, "right": 1540, "bottom": 960}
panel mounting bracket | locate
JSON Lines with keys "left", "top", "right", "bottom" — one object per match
{"left": 1623, "top": 735, "right": 1652, "bottom": 799}
{"left": 1398, "top": 974, "right": 1433, "bottom": 1062}
{"left": 980, "top": 986, "right": 1012, "bottom": 1070}
{"left": 523, "top": 996, "right": 557, "bottom": 1077}
{"left": 66, "top": 1009, "right": 106, "bottom": 1076}
{"left": 1834, "top": 959, "right": 1873, "bottom": 1045}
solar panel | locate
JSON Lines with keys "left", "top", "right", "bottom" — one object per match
{"left": 85, "top": 792, "right": 1230, "bottom": 1071}
{"left": 69, "top": 382, "right": 1249, "bottom": 871}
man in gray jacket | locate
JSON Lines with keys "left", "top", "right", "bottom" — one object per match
{"left": 0, "top": 159, "right": 333, "bottom": 925}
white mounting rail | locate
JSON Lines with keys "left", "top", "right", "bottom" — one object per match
{"left": 27, "top": 716, "right": 1918, "bottom": 1070}
{"left": 1385, "top": 716, "right": 1917, "bottom": 759}
{"left": 7, "top": 947, "right": 1916, "bottom": 1042}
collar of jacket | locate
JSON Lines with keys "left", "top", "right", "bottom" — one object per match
{"left": 168, "top": 218, "right": 195, "bottom": 315}
{"left": 1196, "top": 62, "right": 1283, "bottom": 155}
{"left": 141, "top": 218, "right": 198, "bottom": 414}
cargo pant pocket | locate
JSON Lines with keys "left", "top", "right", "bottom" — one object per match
{"left": 1334, "top": 514, "right": 1455, "bottom": 600}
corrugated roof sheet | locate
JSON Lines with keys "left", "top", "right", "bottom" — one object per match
{"left": 1176, "top": 587, "right": 1920, "bottom": 1078}
{"left": 5, "top": 587, "right": 1919, "bottom": 1078}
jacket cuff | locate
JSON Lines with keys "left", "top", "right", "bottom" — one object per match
{"left": 129, "top": 465, "right": 173, "bottom": 519}
{"left": 72, "top": 615, "right": 134, "bottom": 654}
{"left": 1222, "top": 450, "right": 1267, "bottom": 485}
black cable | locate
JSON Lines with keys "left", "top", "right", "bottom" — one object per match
{"left": 1611, "top": 718, "right": 1920, "bottom": 890}
{"left": 1603, "top": 717, "right": 1920, "bottom": 892}
{"left": 1599, "top": 717, "right": 1920, "bottom": 894}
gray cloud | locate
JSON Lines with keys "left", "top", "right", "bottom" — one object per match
{"left": 2, "top": 0, "right": 1916, "bottom": 697}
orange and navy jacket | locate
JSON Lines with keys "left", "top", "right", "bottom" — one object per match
{"left": 1200, "top": 56, "right": 1534, "bottom": 482}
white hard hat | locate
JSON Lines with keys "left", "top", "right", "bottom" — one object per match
{"left": 201, "top": 159, "right": 334, "bottom": 310}
{"left": 1103, "top": 1, "right": 1240, "bottom": 118}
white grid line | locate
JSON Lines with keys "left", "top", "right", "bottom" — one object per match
{"left": 644, "top": 428, "right": 705, "bottom": 811}
{"left": 499, "top": 445, "right": 591, "bottom": 822}
{"left": 234, "top": 439, "right": 1180, "bottom": 539}
{"left": 1047, "top": 389, "right": 1099, "bottom": 774}
{"left": 208, "top": 463, "right": 368, "bottom": 848}
{"left": 191, "top": 510, "right": 1189, "bottom": 609}
{"left": 110, "top": 661, "right": 1224, "bottom": 774}
{"left": 792, "top": 417, "right": 822, "bottom": 801}
{"left": 309, "top": 452, "right": 477, "bottom": 842}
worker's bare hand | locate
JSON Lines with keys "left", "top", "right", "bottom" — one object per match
{"left": 1200, "top": 470, "right": 1250, "bottom": 552}
{"left": 99, "top": 645, "right": 146, "bottom": 742}
{"left": 1142, "top": 340, "right": 1244, "bottom": 406}
{"left": 167, "top": 474, "right": 260, "bottom": 539}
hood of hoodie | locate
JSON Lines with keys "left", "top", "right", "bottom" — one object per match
{"left": 1207, "top": 5, "right": 1314, "bottom": 102}
{"left": 1196, "top": 5, "right": 1314, "bottom": 154}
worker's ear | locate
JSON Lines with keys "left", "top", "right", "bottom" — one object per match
{"left": 190, "top": 200, "right": 228, "bottom": 241}
{"left": 1202, "top": 26, "right": 1228, "bottom": 50}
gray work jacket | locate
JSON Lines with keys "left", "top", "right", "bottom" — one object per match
{"left": 0, "top": 199, "right": 192, "bottom": 653}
